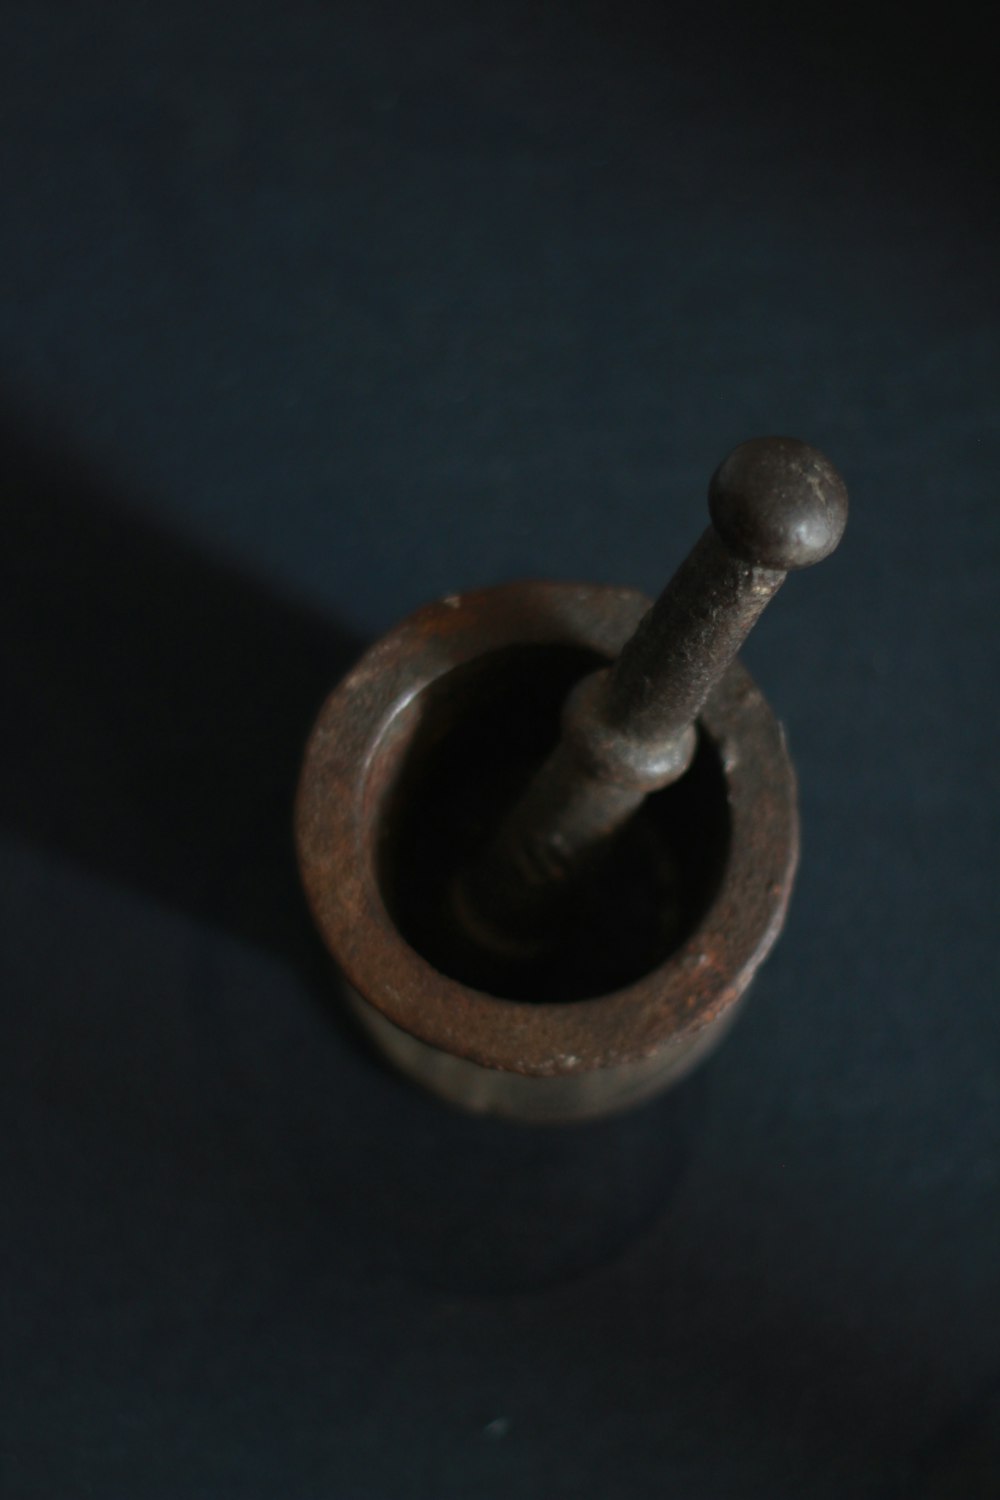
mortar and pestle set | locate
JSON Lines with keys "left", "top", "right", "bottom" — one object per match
{"left": 296, "top": 438, "right": 847, "bottom": 1124}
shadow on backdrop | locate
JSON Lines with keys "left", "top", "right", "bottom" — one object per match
{"left": 0, "top": 398, "right": 706, "bottom": 1295}
{"left": 0, "top": 399, "right": 361, "bottom": 966}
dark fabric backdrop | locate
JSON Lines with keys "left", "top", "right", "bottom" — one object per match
{"left": 1, "top": 3, "right": 998, "bottom": 1496}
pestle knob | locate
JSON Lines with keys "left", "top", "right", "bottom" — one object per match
{"left": 708, "top": 436, "right": 849, "bottom": 570}
{"left": 453, "top": 436, "right": 848, "bottom": 955}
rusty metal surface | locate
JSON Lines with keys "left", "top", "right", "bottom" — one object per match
{"left": 343, "top": 980, "right": 739, "bottom": 1125}
{"left": 296, "top": 438, "right": 846, "bottom": 1121}
{"left": 295, "top": 580, "right": 800, "bottom": 1120}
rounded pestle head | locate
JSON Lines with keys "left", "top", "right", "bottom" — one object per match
{"left": 708, "top": 436, "right": 848, "bottom": 571}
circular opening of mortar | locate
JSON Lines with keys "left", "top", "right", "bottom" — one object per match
{"left": 374, "top": 644, "right": 731, "bottom": 1004}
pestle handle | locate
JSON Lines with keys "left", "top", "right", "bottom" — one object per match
{"left": 603, "top": 435, "right": 849, "bottom": 748}
{"left": 453, "top": 437, "right": 848, "bottom": 954}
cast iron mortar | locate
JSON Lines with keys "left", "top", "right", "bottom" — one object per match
{"left": 296, "top": 437, "right": 848, "bottom": 1122}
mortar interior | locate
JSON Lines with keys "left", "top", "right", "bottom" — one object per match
{"left": 375, "top": 644, "right": 731, "bottom": 1004}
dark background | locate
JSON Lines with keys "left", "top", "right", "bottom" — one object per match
{"left": 2, "top": 2, "right": 998, "bottom": 1496}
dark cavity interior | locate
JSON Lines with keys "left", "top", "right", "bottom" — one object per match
{"left": 375, "top": 644, "right": 731, "bottom": 1004}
